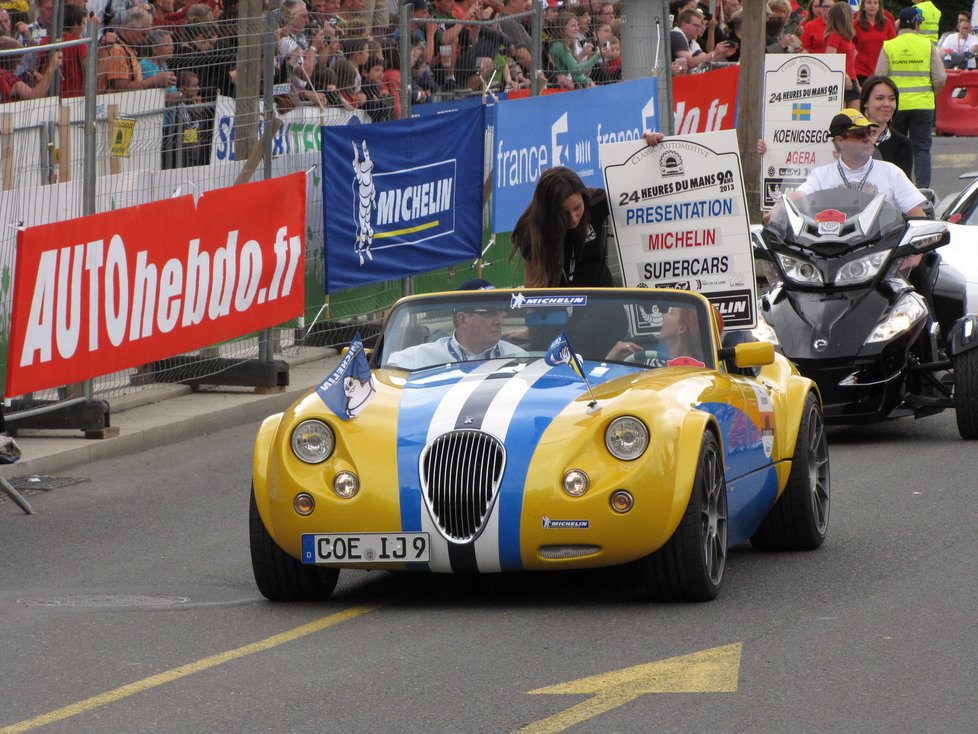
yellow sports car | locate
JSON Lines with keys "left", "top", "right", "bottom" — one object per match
{"left": 251, "top": 288, "right": 830, "bottom": 602}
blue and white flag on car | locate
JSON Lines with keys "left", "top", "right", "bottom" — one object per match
{"left": 545, "top": 331, "right": 586, "bottom": 380}
{"left": 316, "top": 333, "right": 375, "bottom": 420}
{"left": 545, "top": 331, "right": 601, "bottom": 412}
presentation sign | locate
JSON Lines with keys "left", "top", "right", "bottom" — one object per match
{"left": 760, "top": 54, "right": 846, "bottom": 210}
{"left": 600, "top": 130, "right": 756, "bottom": 329}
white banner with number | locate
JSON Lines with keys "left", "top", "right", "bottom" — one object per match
{"left": 600, "top": 130, "right": 756, "bottom": 329}
{"left": 760, "top": 54, "right": 846, "bottom": 210}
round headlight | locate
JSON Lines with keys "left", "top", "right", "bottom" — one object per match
{"left": 605, "top": 416, "right": 649, "bottom": 460}
{"left": 562, "top": 469, "right": 590, "bottom": 497}
{"left": 291, "top": 420, "right": 335, "bottom": 464}
{"left": 333, "top": 471, "right": 360, "bottom": 498}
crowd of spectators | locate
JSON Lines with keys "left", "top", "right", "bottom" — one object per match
{"left": 0, "top": 0, "right": 628, "bottom": 166}
{"left": 0, "top": 0, "right": 974, "bottom": 168}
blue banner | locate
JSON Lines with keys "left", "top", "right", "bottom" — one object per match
{"left": 490, "top": 79, "right": 659, "bottom": 233}
{"left": 322, "top": 106, "right": 485, "bottom": 293}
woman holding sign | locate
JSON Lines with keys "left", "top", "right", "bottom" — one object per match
{"left": 511, "top": 167, "right": 612, "bottom": 288}
{"left": 511, "top": 131, "right": 666, "bottom": 289}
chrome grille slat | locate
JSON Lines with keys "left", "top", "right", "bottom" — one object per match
{"left": 420, "top": 430, "right": 505, "bottom": 542}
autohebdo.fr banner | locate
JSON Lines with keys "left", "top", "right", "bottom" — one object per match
{"left": 6, "top": 173, "right": 306, "bottom": 397}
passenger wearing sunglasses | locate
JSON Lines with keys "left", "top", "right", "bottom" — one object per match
{"left": 763, "top": 109, "right": 927, "bottom": 224}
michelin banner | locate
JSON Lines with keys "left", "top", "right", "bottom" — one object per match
{"left": 491, "top": 78, "right": 659, "bottom": 233}
{"left": 322, "top": 106, "right": 484, "bottom": 293}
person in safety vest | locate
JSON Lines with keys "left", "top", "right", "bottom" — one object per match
{"left": 911, "top": 0, "right": 941, "bottom": 44}
{"left": 874, "top": 6, "right": 945, "bottom": 189}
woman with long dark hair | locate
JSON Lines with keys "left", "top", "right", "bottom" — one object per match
{"left": 859, "top": 74, "right": 913, "bottom": 179}
{"left": 511, "top": 167, "right": 613, "bottom": 288}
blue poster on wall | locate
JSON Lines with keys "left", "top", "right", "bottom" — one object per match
{"left": 490, "top": 78, "right": 659, "bottom": 234}
{"left": 322, "top": 106, "right": 485, "bottom": 293}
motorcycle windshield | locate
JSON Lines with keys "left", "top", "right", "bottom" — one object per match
{"left": 768, "top": 189, "right": 905, "bottom": 240}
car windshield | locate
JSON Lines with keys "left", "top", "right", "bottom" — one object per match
{"left": 377, "top": 290, "right": 718, "bottom": 372}
{"left": 767, "top": 189, "right": 906, "bottom": 239}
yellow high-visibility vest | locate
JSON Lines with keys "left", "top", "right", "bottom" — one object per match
{"left": 915, "top": 1, "right": 941, "bottom": 43}
{"left": 883, "top": 32, "right": 934, "bottom": 110}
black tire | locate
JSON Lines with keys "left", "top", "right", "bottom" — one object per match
{"left": 249, "top": 487, "right": 339, "bottom": 601}
{"left": 953, "top": 348, "right": 978, "bottom": 440}
{"left": 636, "top": 431, "right": 727, "bottom": 602}
{"left": 751, "top": 393, "right": 830, "bottom": 551}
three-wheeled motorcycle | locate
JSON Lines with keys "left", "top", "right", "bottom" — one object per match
{"left": 754, "top": 189, "right": 978, "bottom": 439}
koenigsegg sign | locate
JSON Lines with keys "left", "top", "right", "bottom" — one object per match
{"left": 6, "top": 174, "right": 306, "bottom": 396}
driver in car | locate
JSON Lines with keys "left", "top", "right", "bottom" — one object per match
{"left": 764, "top": 109, "right": 928, "bottom": 224}
{"left": 387, "top": 279, "right": 527, "bottom": 370}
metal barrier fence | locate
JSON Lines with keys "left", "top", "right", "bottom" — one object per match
{"left": 0, "top": 1, "right": 660, "bottom": 434}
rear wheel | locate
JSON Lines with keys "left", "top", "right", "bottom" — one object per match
{"left": 250, "top": 487, "right": 339, "bottom": 601}
{"left": 952, "top": 348, "right": 978, "bottom": 440}
{"left": 751, "top": 393, "right": 830, "bottom": 551}
{"left": 636, "top": 431, "right": 727, "bottom": 602}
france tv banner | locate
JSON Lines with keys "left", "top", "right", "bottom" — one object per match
{"left": 322, "top": 106, "right": 484, "bottom": 293}
{"left": 6, "top": 174, "right": 306, "bottom": 396}
{"left": 491, "top": 78, "right": 659, "bottom": 233}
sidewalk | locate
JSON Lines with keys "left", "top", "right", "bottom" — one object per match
{"left": 0, "top": 348, "right": 341, "bottom": 481}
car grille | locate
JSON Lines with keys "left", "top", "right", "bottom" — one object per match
{"left": 420, "top": 430, "right": 505, "bottom": 542}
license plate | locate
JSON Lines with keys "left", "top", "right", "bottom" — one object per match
{"left": 301, "top": 533, "right": 430, "bottom": 564}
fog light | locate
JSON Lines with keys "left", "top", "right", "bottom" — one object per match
{"left": 610, "top": 490, "right": 634, "bottom": 513}
{"left": 562, "top": 469, "right": 589, "bottom": 496}
{"left": 293, "top": 493, "right": 315, "bottom": 515}
{"left": 333, "top": 471, "right": 360, "bottom": 498}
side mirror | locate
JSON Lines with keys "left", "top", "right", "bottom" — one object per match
{"left": 718, "top": 340, "right": 775, "bottom": 368}
{"left": 896, "top": 220, "right": 950, "bottom": 257}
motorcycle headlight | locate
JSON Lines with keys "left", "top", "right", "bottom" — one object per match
{"left": 776, "top": 253, "right": 823, "bottom": 285}
{"left": 605, "top": 416, "right": 649, "bottom": 461}
{"left": 291, "top": 420, "right": 335, "bottom": 464}
{"left": 834, "top": 250, "right": 892, "bottom": 286}
{"left": 865, "top": 292, "right": 928, "bottom": 344}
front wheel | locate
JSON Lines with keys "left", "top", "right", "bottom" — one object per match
{"left": 751, "top": 393, "right": 830, "bottom": 551}
{"left": 952, "top": 348, "right": 978, "bottom": 440}
{"left": 636, "top": 431, "right": 727, "bottom": 602}
{"left": 250, "top": 487, "right": 339, "bottom": 601}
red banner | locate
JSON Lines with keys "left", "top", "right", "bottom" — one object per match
{"left": 673, "top": 65, "right": 739, "bottom": 134}
{"left": 6, "top": 173, "right": 306, "bottom": 396}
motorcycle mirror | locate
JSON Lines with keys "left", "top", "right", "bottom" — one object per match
{"left": 896, "top": 221, "right": 950, "bottom": 256}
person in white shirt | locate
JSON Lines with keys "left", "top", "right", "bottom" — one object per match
{"left": 386, "top": 279, "right": 526, "bottom": 370}
{"left": 764, "top": 108, "right": 927, "bottom": 223}
{"left": 939, "top": 16, "right": 978, "bottom": 68}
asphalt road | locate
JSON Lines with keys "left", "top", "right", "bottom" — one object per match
{"left": 2, "top": 136, "right": 976, "bottom": 734}
{"left": 1, "top": 406, "right": 976, "bottom": 734}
